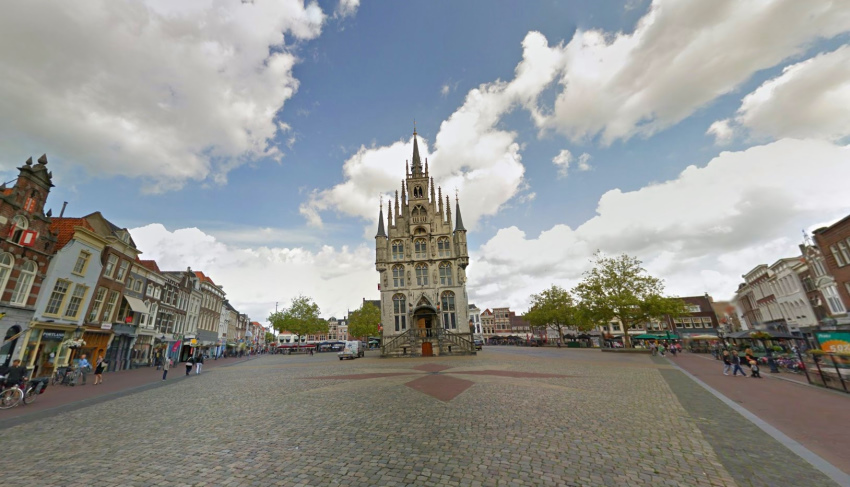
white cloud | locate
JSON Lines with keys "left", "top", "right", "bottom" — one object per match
{"left": 729, "top": 45, "right": 850, "bottom": 141}
{"left": 707, "top": 120, "right": 735, "bottom": 145}
{"left": 335, "top": 0, "right": 360, "bottom": 19}
{"left": 470, "top": 139, "right": 850, "bottom": 311}
{"left": 0, "top": 0, "right": 326, "bottom": 192}
{"left": 552, "top": 150, "right": 573, "bottom": 178}
{"left": 577, "top": 153, "right": 592, "bottom": 171}
{"left": 301, "top": 31, "right": 561, "bottom": 229}
{"left": 441, "top": 84, "right": 452, "bottom": 96}
{"left": 534, "top": 0, "right": 850, "bottom": 144}
{"left": 130, "top": 223, "right": 375, "bottom": 324}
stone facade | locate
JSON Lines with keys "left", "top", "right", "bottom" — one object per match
{"left": 376, "top": 130, "right": 472, "bottom": 356}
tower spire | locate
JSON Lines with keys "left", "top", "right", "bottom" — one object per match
{"left": 454, "top": 193, "right": 466, "bottom": 232}
{"left": 430, "top": 177, "right": 436, "bottom": 203}
{"left": 438, "top": 186, "right": 443, "bottom": 217}
{"left": 376, "top": 199, "right": 387, "bottom": 238}
{"left": 411, "top": 130, "right": 423, "bottom": 177}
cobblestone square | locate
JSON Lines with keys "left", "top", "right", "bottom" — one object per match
{"left": 0, "top": 349, "right": 839, "bottom": 486}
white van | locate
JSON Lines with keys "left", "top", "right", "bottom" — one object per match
{"left": 338, "top": 340, "right": 364, "bottom": 360}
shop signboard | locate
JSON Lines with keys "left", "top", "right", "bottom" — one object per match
{"left": 815, "top": 331, "right": 850, "bottom": 353}
{"left": 41, "top": 330, "right": 66, "bottom": 341}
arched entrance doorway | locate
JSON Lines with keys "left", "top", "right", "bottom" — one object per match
{"left": 412, "top": 297, "right": 438, "bottom": 357}
{"left": 1, "top": 325, "right": 22, "bottom": 368}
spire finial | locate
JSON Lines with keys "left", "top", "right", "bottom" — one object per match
{"left": 413, "top": 119, "right": 417, "bottom": 135}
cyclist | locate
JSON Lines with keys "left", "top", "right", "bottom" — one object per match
{"left": 0, "top": 359, "right": 30, "bottom": 387}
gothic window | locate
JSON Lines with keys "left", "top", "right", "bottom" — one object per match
{"left": 9, "top": 215, "right": 28, "bottom": 245}
{"left": 393, "top": 294, "right": 407, "bottom": 331}
{"left": 441, "top": 291, "right": 456, "bottom": 329}
{"left": 414, "top": 238, "right": 427, "bottom": 259}
{"left": 10, "top": 260, "right": 36, "bottom": 305}
{"left": 412, "top": 205, "right": 426, "bottom": 223}
{"left": 437, "top": 237, "right": 451, "bottom": 257}
{"left": 415, "top": 263, "right": 428, "bottom": 286}
{"left": 413, "top": 186, "right": 423, "bottom": 198}
{"left": 0, "top": 252, "right": 13, "bottom": 297}
{"left": 392, "top": 240, "right": 404, "bottom": 260}
{"left": 439, "top": 262, "right": 453, "bottom": 286}
{"left": 392, "top": 265, "right": 405, "bottom": 288}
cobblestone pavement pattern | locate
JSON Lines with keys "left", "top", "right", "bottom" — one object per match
{"left": 0, "top": 348, "right": 838, "bottom": 487}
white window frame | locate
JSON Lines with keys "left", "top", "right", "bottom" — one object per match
{"left": 63, "top": 284, "right": 88, "bottom": 319}
{"left": 45, "top": 279, "right": 71, "bottom": 316}
{"left": 0, "top": 252, "right": 13, "bottom": 297}
{"left": 10, "top": 260, "right": 36, "bottom": 305}
{"left": 393, "top": 294, "right": 406, "bottom": 332}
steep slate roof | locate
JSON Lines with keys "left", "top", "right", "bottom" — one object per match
{"left": 138, "top": 259, "right": 161, "bottom": 273}
{"left": 49, "top": 217, "right": 96, "bottom": 251}
{"left": 81, "top": 211, "right": 138, "bottom": 248}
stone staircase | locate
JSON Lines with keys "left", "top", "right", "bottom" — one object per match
{"left": 381, "top": 328, "right": 476, "bottom": 357}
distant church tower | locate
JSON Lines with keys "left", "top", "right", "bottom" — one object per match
{"left": 376, "top": 128, "right": 474, "bottom": 357}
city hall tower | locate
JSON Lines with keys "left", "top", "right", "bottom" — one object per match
{"left": 375, "top": 129, "right": 475, "bottom": 357}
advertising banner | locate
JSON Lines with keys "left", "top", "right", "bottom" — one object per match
{"left": 815, "top": 331, "right": 850, "bottom": 353}
{"left": 170, "top": 340, "right": 181, "bottom": 353}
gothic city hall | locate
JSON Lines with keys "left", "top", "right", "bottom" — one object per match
{"left": 375, "top": 130, "right": 475, "bottom": 357}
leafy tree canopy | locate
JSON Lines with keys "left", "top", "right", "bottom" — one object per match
{"left": 526, "top": 285, "right": 602, "bottom": 339}
{"left": 348, "top": 301, "right": 381, "bottom": 340}
{"left": 573, "top": 252, "right": 686, "bottom": 348}
{"left": 268, "top": 295, "right": 326, "bottom": 339}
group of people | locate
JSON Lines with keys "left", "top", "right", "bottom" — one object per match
{"left": 721, "top": 349, "right": 762, "bottom": 378}
{"left": 159, "top": 353, "right": 205, "bottom": 380}
{"left": 649, "top": 342, "right": 682, "bottom": 357}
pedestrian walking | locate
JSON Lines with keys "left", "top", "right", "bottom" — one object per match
{"left": 77, "top": 354, "right": 92, "bottom": 385}
{"left": 730, "top": 351, "right": 747, "bottom": 377}
{"left": 195, "top": 353, "right": 204, "bottom": 374}
{"left": 669, "top": 344, "right": 677, "bottom": 357}
{"left": 185, "top": 356, "right": 194, "bottom": 376}
{"left": 92, "top": 355, "right": 106, "bottom": 385}
{"left": 162, "top": 356, "right": 172, "bottom": 380}
{"left": 722, "top": 350, "right": 732, "bottom": 375}
{"left": 745, "top": 351, "right": 761, "bottom": 378}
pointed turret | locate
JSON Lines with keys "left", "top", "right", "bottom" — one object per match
{"left": 430, "top": 177, "right": 436, "bottom": 204}
{"left": 445, "top": 195, "right": 452, "bottom": 228}
{"left": 438, "top": 186, "right": 443, "bottom": 217}
{"left": 376, "top": 201, "right": 387, "bottom": 238}
{"left": 387, "top": 200, "right": 393, "bottom": 228}
{"left": 455, "top": 196, "right": 466, "bottom": 232}
{"left": 425, "top": 159, "right": 429, "bottom": 177}
{"left": 411, "top": 130, "right": 423, "bottom": 177}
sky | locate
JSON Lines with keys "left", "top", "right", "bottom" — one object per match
{"left": 2, "top": 0, "right": 850, "bottom": 324}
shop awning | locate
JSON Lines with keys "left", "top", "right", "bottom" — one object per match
{"left": 123, "top": 295, "right": 149, "bottom": 313}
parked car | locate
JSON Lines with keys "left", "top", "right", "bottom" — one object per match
{"left": 474, "top": 338, "right": 484, "bottom": 350}
{"left": 338, "top": 340, "right": 365, "bottom": 360}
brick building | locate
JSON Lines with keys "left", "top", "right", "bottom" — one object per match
{"left": 812, "top": 217, "right": 850, "bottom": 326}
{"left": 0, "top": 156, "right": 58, "bottom": 369}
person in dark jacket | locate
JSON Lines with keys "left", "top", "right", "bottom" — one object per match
{"left": 185, "top": 355, "right": 194, "bottom": 376}
{"left": 731, "top": 351, "right": 748, "bottom": 377}
{"left": 0, "top": 359, "right": 29, "bottom": 385}
{"left": 195, "top": 353, "right": 204, "bottom": 374}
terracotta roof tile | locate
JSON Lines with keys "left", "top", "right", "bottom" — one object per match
{"left": 49, "top": 217, "right": 96, "bottom": 251}
{"left": 139, "top": 259, "right": 161, "bottom": 273}
{"left": 194, "top": 270, "right": 216, "bottom": 286}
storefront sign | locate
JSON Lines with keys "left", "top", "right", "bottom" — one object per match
{"left": 170, "top": 341, "right": 181, "bottom": 353}
{"left": 41, "top": 330, "right": 66, "bottom": 341}
{"left": 815, "top": 331, "right": 850, "bottom": 353}
{"left": 101, "top": 323, "right": 113, "bottom": 330}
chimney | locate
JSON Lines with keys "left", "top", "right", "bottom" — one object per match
{"left": 59, "top": 201, "right": 68, "bottom": 217}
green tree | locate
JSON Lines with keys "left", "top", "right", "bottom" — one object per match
{"left": 573, "top": 252, "right": 686, "bottom": 348}
{"left": 526, "top": 286, "right": 602, "bottom": 342}
{"left": 348, "top": 301, "right": 381, "bottom": 341}
{"left": 265, "top": 331, "right": 276, "bottom": 344}
{"left": 268, "top": 295, "right": 326, "bottom": 343}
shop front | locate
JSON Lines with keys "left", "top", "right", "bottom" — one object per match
{"left": 131, "top": 333, "right": 154, "bottom": 368}
{"left": 81, "top": 327, "right": 113, "bottom": 367}
{"left": 20, "top": 326, "right": 74, "bottom": 378}
{"left": 105, "top": 323, "right": 137, "bottom": 372}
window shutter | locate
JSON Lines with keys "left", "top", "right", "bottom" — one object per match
{"left": 20, "top": 230, "right": 37, "bottom": 247}
{"left": 24, "top": 197, "right": 36, "bottom": 212}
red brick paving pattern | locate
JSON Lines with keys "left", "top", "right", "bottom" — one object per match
{"left": 673, "top": 352, "right": 850, "bottom": 475}
{"left": 308, "top": 362, "right": 573, "bottom": 402}
{"left": 404, "top": 374, "right": 475, "bottom": 402}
